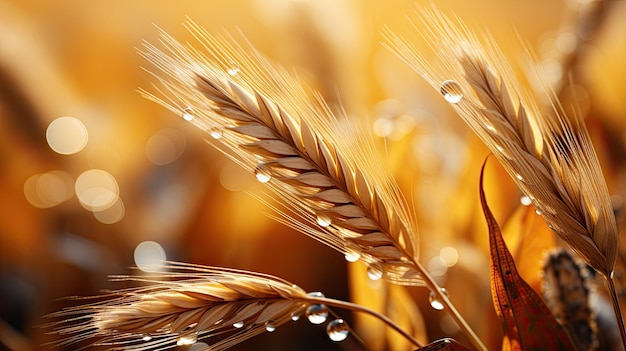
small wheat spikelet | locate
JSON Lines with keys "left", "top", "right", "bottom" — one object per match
{"left": 139, "top": 21, "right": 485, "bottom": 350}
{"left": 49, "top": 262, "right": 424, "bottom": 350}
{"left": 48, "top": 263, "right": 310, "bottom": 350}
{"left": 385, "top": 5, "right": 622, "bottom": 347}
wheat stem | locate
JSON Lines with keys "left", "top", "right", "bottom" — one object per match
{"left": 304, "top": 296, "right": 422, "bottom": 348}
{"left": 415, "top": 261, "right": 487, "bottom": 351}
{"left": 606, "top": 274, "right": 626, "bottom": 350}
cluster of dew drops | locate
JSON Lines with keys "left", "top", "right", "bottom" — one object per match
{"left": 299, "top": 292, "right": 351, "bottom": 342}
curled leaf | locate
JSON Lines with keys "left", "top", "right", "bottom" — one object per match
{"left": 479, "top": 160, "right": 576, "bottom": 350}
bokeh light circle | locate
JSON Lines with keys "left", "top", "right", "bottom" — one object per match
{"left": 46, "top": 116, "right": 88, "bottom": 155}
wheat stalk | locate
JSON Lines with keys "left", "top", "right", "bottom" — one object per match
{"left": 138, "top": 21, "right": 487, "bottom": 350}
{"left": 385, "top": 5, "right": 623, "bottom": 347}
{"left": 48, "top": 262, "right": 420, "bottom": 350}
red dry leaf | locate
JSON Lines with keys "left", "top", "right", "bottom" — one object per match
{"left": 479, "top": 161, "right": 575, "bottom": 351}
{"left": 415, "top": 338, "right": 472, "bottom": 351}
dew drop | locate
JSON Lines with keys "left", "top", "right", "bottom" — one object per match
{"left": 265, "top": 321, "right": 277, "bottom": 332}
{"left": 440, "top": 80, "right": 463, "bottom": 103}
{"left": 232, "top": 321, "right": 244, "bottom": 328}
{"left": 141, "top": 334, "right": 152, "bottom": 342}
{"left": 535, "top": 208, "right": 542, "bottom": 215}
{"left": 515, "top": 173, "right": 524, "bottom": 182}
{"left": 316, "top": 213, "right": 332, "bottom": 227}
{"left": 176, "top": 332, "right": 197, "bottom": 346}
{"left": 306, "top": 304, "right": 328, "bottom": 325}
{"left": 291, "top": 312, "right": 301, "bottom": 321}
{"left": 209, "top": 127, "right": 223, "bottom": 139}
{"left": 254, "top": 164, "right": 272, "bottom": 183}
{"left": 326, "top": 319, "right": 349, "bottom": 342}
{"left": 520, "top": 195, "right": 532, "bottom": 206}
{"left": 366, "top": 263, "right": 383, "bottom": 281}
{"left": 344, "top": 249, "right": 361, "bottom": 263}
{"left": 307, "top": 291, "right": 325, "bottom": 298}
{"left": 428, "top": 288, "right": 449, "bottom": 310}
{"left": 227, "top": 64, "right": 240, "bottom": 76}
{"left": 182, "top": 108, "right": 194, "bottom": 121}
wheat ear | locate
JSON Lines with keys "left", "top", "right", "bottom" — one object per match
{"left": 385, "top": 5, "right": 623, "bottom": 346}
{"left": 48, "top": 262, "right": 420, "bottom": 350}
{"left": 542, "top": 249, "right": 598, "bottom": 351}
{"left": 138, "top": 21, "right": 485, "bottom": 350}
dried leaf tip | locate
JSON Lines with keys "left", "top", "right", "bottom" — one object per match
{"left": 385, "top": 6, "right": 618, "bottom": 277}
{"left": 139, "top": 21, "right": 423, "bottom": 285}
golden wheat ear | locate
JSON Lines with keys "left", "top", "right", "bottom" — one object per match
{"left": 46, "top": 263, "right": 309, "bottom": 350}
{"left": 385, "top": 5, "right": 623, "bottom": 347}
{"left": 47, "top": 262, "right": 421, "bottom": 350}
{"left": 139, "top": 22, "right": 422, "bottom": 286}
{"left": 138, "top": 21, "right": 486, "bottom": 350}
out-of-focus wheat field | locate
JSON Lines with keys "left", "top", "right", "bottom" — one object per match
{"left": 1, "top": 0, "right": 626, "bottom": 350}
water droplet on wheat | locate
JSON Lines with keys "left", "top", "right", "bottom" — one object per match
{"left": 326, "top": 319, "right": 349, "bottom": 342}
{"left": 515, "top": 173, "right": 524, "bottom": 182}
{"left": 209, "top": 127, "right": 223, "bottom": 139}
{"left": 291, "top": 311, "right": 301, "bottom": 321}
{"left": 141, "top": 334, "right": 152, "bottom": 342}
{"left": 176, "top": 332, "right": 197, "bottom": 346}
{"left": 227, "top": 64, "right": 240, "bottom": 76}
{"left": 182, "top": 108, "right": 194, "bottom": 121}
{"left": 316, "top": 213, "right": 332, "bottom": 227}
{"left": 535, "top": 208, "right": 542, "bottom": 215}
{"left": 344, "top": 248, "right": 361, "bottom": 262}
{"left": 254, "top": 164, "right": 272, "bottom": 183}
{"left": 366, "top": 263, "right": 383, "bottom": 281}
{"left": 520, "top": 195, "right": 532, "bottom": 206}
{"left": 428, "top": 288, "right": 449, "bottom": 310}
{"left": 233, "top": 321, "right": 244, "bottom": 328}
{"left": 440, "top": 80, "right": 463, "bottom": 103}
{"left": 265, "top": 321, "right": 277, "bottom": 332}
{"left": 307, "top": 291, "right": 325, "bottom": 298}
{"left": 306, "top": 304, "right": 329, "bottom": 324}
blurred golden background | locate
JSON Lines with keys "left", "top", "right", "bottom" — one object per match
{"left": 1, "top": 0, "right": 626, "bottom": 350}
